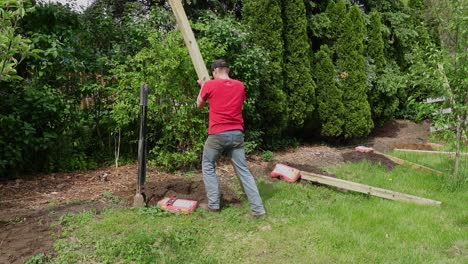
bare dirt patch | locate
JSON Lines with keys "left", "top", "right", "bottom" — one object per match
{"left": 0, "top": 201, "right": 109, "bottom": 264}
{"left": 0, "top": 163, "right": 242, "bottom": 263}
{"left": 369, "top": 119, "right": 432, "bottom": 152}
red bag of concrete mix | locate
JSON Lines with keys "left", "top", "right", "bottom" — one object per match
{"left": 270, "top": 164, "right": 301, "bottom": 182}
{"left": 355, "top": 146, "right": 374, "bottom": 153}
{"left": 157, "top": 197, "right": 198, "bottom": 214}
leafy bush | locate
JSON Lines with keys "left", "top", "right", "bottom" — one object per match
{"left": 262, "top": 150, "right": 274, "bottom": 161}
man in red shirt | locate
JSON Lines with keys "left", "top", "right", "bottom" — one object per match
{"left": 197, "top": 59, "right": 266, "bottom": 218}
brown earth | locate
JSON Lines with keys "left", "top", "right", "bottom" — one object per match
{"left": 0, "top": 119, "right": 433, "bottom": 263}
{"left": 341, "top": 151, "right": 397, "bottom": 170}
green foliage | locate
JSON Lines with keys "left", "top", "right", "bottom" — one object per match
{"left": 362, "top": 0, "right": 405, "bottom": 13}
{"left": 367, "top": 10, "right": 402, "bottom": 126}
{"left": 137, "top": 206, "right": 171, "bottom": 218}
{"left": 408, "top": 0, "right": 424, "bottom": 9}
{"left": 371, "top": 61, "right": 405, "bottom": 125}
{"left": 367, "top": 10, "right": 385, "bottom": 71}
{"left": 111, "top": 11, "right": 270, "bottom": 170}
{"left": 325, "top": 0, "right": 347, "bottom": 46}
{"left": 0, "top": 0, "right": 37, "bottom": 82}
{"left": 336, "top": 5, "right": 373, "bottom": 138}
{"left": 315, "top": 45, "right": 344, "bottom": 137}
{"left": 282, "top": 0, "right": 316, "bottom": 128}
{"left": 421, "top": 0, "right": 468, "bottom": 179}
{"left": 0, "top": 84, "right": 84, "bottom": 174}
{"left": 242, "top": 0, "right": 288, "bottom": 137}
{"left": 112, "top": 29, "right": 207, "bottom": 171}
{"left": 0, "top": 0, "right": 456, "bottom": 175}
{"left": 262, "top": 150, "right": 274, "bottom": 161}
{"left": 24, "top": 253, "right": 44, "bottom": 264}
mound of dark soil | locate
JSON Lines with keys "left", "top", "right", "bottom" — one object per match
{"left": 371, "top": 120, "right": 408, "bottom": 138}
{"left": 341, "top": 151, "right": 397, "bottom": 170}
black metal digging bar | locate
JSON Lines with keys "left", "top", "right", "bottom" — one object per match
{"left": 134, "top": 84, "right": 148, "bottom": 207}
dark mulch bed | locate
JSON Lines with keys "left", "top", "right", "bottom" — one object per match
{"left": 341, "top": 151, "right": 397, "bottom": 170}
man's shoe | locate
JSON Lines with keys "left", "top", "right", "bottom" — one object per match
{"left": 248, "top": 213, "right": 266, "bottom": 220}
{"left": 198, "top": 202, "right": 220, "bottom": 213}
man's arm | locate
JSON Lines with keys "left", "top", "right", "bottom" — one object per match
{"left": 196, "top": 92, "right": 206, "bottom": 109}
{"left": 196, "top": 80, "right": 207, "bottom": 109}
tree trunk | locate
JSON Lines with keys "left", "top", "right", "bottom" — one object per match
{"left": 115, "top": 128, "right": 121, "bottom": 168}
{"left": 454, "top": 114, "right": 462, "bottom": 177}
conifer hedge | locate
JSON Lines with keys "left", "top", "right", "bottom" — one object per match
{"left": 242, "top": 0, "right": 288, "bottom": 137}
{"left": 315, "top": 45, "right": 345, "bottom": 137}
{"left": 326, "top": 0, "right": 347, "bottom": 47}
{"left": 282, "top": 0, "right": 316, "bottom": 128}
{"left": 337, "top": 5, "right": 373, "bottom": 138}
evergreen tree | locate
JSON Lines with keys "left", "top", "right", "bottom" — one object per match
{"left": 408, "top": 0, "right": 424, "bottom": 10}
{"left": 282, "top": 0, "right": 316, "bottom": 127}
{"left": 242, "top": 0, "right": 288, "bottom": 137}
{"left": 367, "top": 9, "right": 400, "bottom": 126}
{"left": 315, "top": 45, "right": 345, "bottom": 137}
{"left": 336, "top": 5, "right": 373, "bottom": 138}
{"left": 362, "top": 0, "right": 405, "bottom": 13}
{"left": 326, "top": 0, "right": 347, "bottom": 44}
{"left": 367, "top": 9, "right": 385, "bottom": 71}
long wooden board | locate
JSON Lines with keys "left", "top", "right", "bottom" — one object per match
{"left": 374, "top": 151, "right": 444, "bottom": 176}
{"left": 168, "top": 0, "right": 210, "bottom": 82}
{"left": 394, "top": 148, "right": 468, "bottom": 156}
{"left": 300, "top": 171, "right": 442, "bottom": 206}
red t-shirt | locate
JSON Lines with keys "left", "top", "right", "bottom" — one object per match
{"left": 200, "top": 78, "right": 246, "bottom": 135}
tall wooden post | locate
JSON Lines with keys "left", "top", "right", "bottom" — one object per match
{"left": 168, "top": 0, "right": 210, "bottom": 82}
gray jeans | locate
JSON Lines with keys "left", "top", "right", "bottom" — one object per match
{"left": 202, "top": 130, "right": 266, "bottom": 215}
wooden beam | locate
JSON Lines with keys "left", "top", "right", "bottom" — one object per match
{"left": 168, "top": 0, "right": 210, "bottom": 82}
{"left": 430, "top": 124, "right": 453, "bottom": 133}
{"left": 374, "top": 151, "right": 445, "bottom": 176}
{"left": 394, "top": 149, "right": 468, "bottom": 156}
{"left": 426, "top": 96, "right": 447, "bottom": 103}
{"left": 301, "top": 171, "right": 442, "bottom": 206}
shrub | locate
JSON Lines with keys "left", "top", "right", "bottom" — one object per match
{"left": 315, "top": 45, "right": 344, "bottom": 137}
{"left": 336, "top": 5, "right": 374, "bottom": 138}
{"left": 242, "top": 0, "right": 288, "bottom": 138}
{"left": 282, "top": 0, "right": 316, "bottom": 128}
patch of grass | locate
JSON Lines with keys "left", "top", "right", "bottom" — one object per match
{"left": 52, "top": 161, "right": 468, "bottom": 263}
{"left": 101, "top": 191, "right": 127, "bottom": 205}
{"left": 391, "top": 150, "right": 468, "bottom": 189}
{"left": 47, "top": 198, "right": 60, "bottom": 209}
{"left": 24, "top": 253, "right": 45, "bottom": 264}
{"left": 0, "top": 216, "right": 25, "bottom": 224}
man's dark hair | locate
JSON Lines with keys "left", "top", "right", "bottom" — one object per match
{"left": 211, "top": 59, "right": 229, "bottom": 72}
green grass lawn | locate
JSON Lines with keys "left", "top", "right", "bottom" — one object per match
{"left": 49, "top": 157, "right": 467, "bottom": 263}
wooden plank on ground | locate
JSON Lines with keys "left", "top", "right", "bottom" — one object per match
{"left": 394, "top": 149, "right": 468, "bottom": 156}
{"left": 434, "top": 108, "right": 453, "bottom": 115}
{"left": 300, "top": 171, "right": 442, "bottom": 206}
{"left": 168, "top": 0, "right": 210, "bottom": 82}
{"left": 374, "top": 151, "right": 445, "bottom": 176}
{"left": 426, "top": 96, "right": 447, "bottom": 103}
{"left": 430, "top": 124, "right": 453, "bottom": 133}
